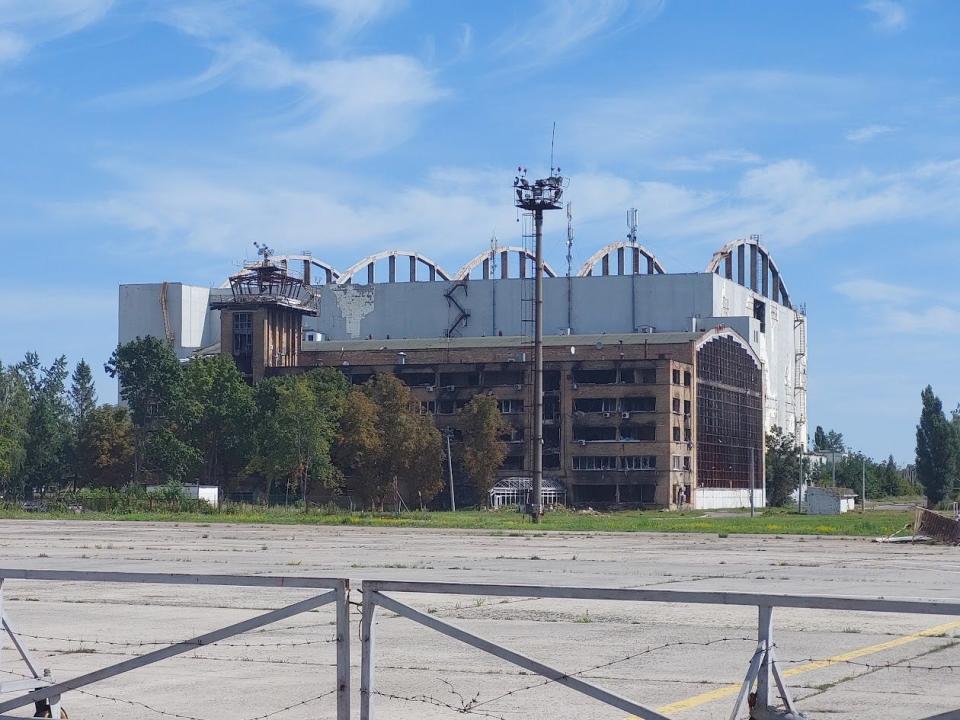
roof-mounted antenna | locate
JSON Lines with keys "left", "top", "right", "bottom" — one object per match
{"left": 627, "top": 208, "right": 639, "bottom": 245}
{"left": 549, "top": 121, "right": 557, "bottom": 176}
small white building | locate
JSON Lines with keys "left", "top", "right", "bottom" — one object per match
{"left": 805, "top": 486, "right": 857, "bottom": 515}
{"left": 146, "top": 484, "right": 219, "bottom": 508}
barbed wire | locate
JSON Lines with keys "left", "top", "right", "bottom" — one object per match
{"left": 468, "top": 636, "right": 757, "bottom": 712}
{"left": 11, "top": 629, "right": 337, "bottom": 648}
{"left": 1, "top": 667, "right": 335, "bottom": 720}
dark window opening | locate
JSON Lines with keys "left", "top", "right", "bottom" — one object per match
{"left": 620, "top": 424, "right": 656, "bottom": 441}
{"left": 684, "top": 371, "right": 692, "bottom": 387}
{"left": 672, "top": 369, "right": 681, "bottom": 384}
{"left": 484, "top": 370, "right": 524, "bottom": 386}
{"left": 622, "top": 397, "right": 656, "bottom": 413}
{"left": 618, "top": 484, "right": 656, "bottom": 503}
{"left": 232, "top": 312, "right": 252, "bottom": 356}
{"left": 544, "top": 426, "right": 561, "bottom": 447}
{"left": 640, "top": 368, "right": 657, "bottom": 384}
{"left": 574, "top": 398, "right": 617, "bottom": 413}
{"left": 574, "top": 426, "right": 617, "bottom": 442}
{"left": 672, "top": 397, "right": 681, "bottom": 413}
{"left": 350, "top": 373, "right": 373, "bottom": 385}
{"left": 544, "top": 371, "right": 561, "bottom": 391}
{"left": 575, "top": 484, "right": 616, "bottom": 502}
{"left": 754, "top": 299, "right": 766, "bottom": 333}
{"left": 684, "top": 400, "right": 691, "bottom": 415}
{"left": 398, "top": 372, "right": 435, "bottom": 387}
{"left": 439, "top": 372, "right": 479, "bottom": 387}
{"left": 673, "top": 426, "right": 681, "bottom": 442}
{"left": 619, "top": 369, "right": 635, "bottom": 384}
{"left": 573, "top": 368, "right": 618, "bottom": 385}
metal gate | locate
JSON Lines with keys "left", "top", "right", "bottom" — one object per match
{"left": 0, "top": 569, "right": 350, "bottom": 720}
{"left": 358, "top": 579, "right": 960, "bottom": 720}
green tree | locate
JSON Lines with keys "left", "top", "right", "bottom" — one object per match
{"left": 813, "top": 426, "right": 845, "bottom": 453}
{"left": 76, "top": 405, "right": 135, "bottom": 488}
{"left": 877, "top": 455, "right": 908, "bottom": 497}
{"left": 916, "top": 385, "right": 958, "bottom": 507}
{"left": 0, "top": 363, "right": 30, "bottom": 497}
{"left": 458, "top": 394, "right": 507, "bottom": 506}
{"left": 105, "top": 337, "right": 196, "bottom": 483}
{"left": 765, "top": 426, "right": 806, "bottom": 507}
{"left": 249, "top": 376, "right": 338, "bottom": 505}
{"left": 335, "top": 387, "right": 384, "bottom": 507}
{"left": 362, "top": 374, "right": 443, "bottom": 509}
{"left": 69, "top": 359, "right": 97, "bottom": 430}
{"left": 18, "top": 353, "right": 71, "bottom": 496}
{"left": 181, "top": 355, "right": 255, "bottom": 490}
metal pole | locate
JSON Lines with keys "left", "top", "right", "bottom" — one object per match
{"left": 446, "top": 431, "right": 456, "bottom": 512}
{"left": 832, "top": 451, "right": 836, "bottom": 487}
{"left": 861, "top": 456, "right": 866, "bottom": 513}
{"left": 797, "top": 440, "right": 803, "bottom": 514}
{"left": 750, "top": 447, "right": 755, "bottom": 518}
{"left": 360, "top": 588, "right": 377, "bottom": 720}
{"left": 532, "top": 209, "right": 544, "bottom": 523}
{"left": 335, "top": 582, "right": 350, "bottom": 720}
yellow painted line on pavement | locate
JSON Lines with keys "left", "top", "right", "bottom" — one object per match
{"left": 646, "top": 619, "right": 960, "bottom": 716}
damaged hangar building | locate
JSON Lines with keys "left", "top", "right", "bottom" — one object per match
{"left": 119, "top": 236, "right": 807, "bottom": 510}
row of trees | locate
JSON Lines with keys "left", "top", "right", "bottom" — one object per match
{"left": 1, "top": 338, "right": 511, "bottom": 508}
{"left": 764, "top": 424, "right": 918, "bottom": 508}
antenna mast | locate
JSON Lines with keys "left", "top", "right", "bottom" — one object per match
{"left": 514, "top": 162, "right": 566, "bottom": 523}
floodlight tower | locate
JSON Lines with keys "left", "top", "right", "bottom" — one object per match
{"left": 513, "top": 167, "right": 566, "bottom": 522}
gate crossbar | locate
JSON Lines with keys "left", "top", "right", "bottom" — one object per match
{"left": 0, "top": 569, "right": 350, "bottom": 720}
{"left": 360, "top": 580, "right": 960, "bottom": 720}
{"left": 371, "top": 590, "right": 672, "bottom": 720}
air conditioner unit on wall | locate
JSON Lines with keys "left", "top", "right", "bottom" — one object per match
{"left": 602, "top": 412, "right": 612, "bottom": 418}
{"left": 622, "top": 412, "right": 630, "bottom": 419}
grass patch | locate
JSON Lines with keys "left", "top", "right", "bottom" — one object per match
{"left": 0, "top": 505, "right": 915, "bottom": 537}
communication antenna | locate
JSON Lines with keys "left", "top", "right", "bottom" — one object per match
{"left": 549, "top": 121, "right": 557, "bottom": 175}
{"left": 513, "top": 164, "right": 565, "bottom": 524}
{"left": 253, "top": 242, "right": 274, "bottom": 264}
{"left": 626, "top": 208, "right": 639, "bottom": 245}
{"left": 566, "top": 202, "right": 574, "bottom": 278}
{"left": 489, "top": 230, "right": 498, "bottom": 277}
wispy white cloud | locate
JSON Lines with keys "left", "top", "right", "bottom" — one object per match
{"left": 0, "top": 0, "right": 112, "bottom": 65}
{"left": 662, "top": 148, "right": 763, "bottom": 172}
{"left": 887, "top": 305, "right": 960, "bottom": 334}
{"left": 862, "top": 0, "right": 908, "bottom": 33}
{"left": 492, "top": 0, "right": 664, "bottom": 70}
{"left": 846, "top": 124, "right": 897, "bottom": 143}
{"left": 300, "top": 0, "right": 403, "bottom": 38}
{"left": 834, "top": 278, "right": 924, "bottom": 304}
{"left": 94, "top": 2, "right": 443, "bottom": 155}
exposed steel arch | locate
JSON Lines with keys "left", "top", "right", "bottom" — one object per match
{"left": 706, "top": 237, "right": 791, "bottom": 308}
{"left": 454, "top": 246, "right": 558, "bottom": 280}
{"left": 220, "top": 254, "right": 340, "bottom": 288}
{"left": 576, "top": 241, "right": 666, "bottom": 277}
{"left": 337, "top": 249, "right": 451, "bottom": 285}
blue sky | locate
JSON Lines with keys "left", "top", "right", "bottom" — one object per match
{"left": 1, "top": 0, "right": 958, "bottom": 463}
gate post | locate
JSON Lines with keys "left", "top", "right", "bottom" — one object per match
{"left": 755, "top": 605, "right": 773, "bottom": 709}
{"left": 360, "top": 588, "right": 378, "bottom": 720}
{"left": 335, "top": 581, "right": 350, "bottom": 720}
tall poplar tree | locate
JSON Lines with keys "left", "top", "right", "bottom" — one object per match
{"left": 916, "top": 385, "right": 958, "bottom": 507}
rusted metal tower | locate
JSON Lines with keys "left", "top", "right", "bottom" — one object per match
{"left": 513, "top": 167, "right": 565, "bottom": 522}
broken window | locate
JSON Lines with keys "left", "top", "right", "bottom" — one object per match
{"left": 573, "top": 368, "right": 618, "bottom": 385}
{"left": 622, "top": 397, "right": 655, "bottom": 413}
{"left": 574, "top": 426, "right": 617, "bottom": 442}
{"left": 498, "top": 399, "right": 524, "bottom": 414}
{"left": 574, "top": 398, "right": 617, "bottom": 413}
{"left": 621, "top": 424, "right": 655, "bottom": 441}
{"left": 622, "top": 456, "right": 657, "bottom": 470}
